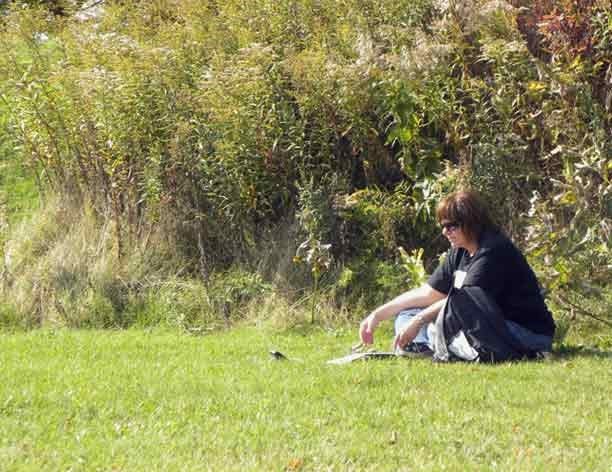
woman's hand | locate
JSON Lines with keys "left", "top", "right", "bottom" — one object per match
{"left": 393, "top": 316, "right": 423, "bottom": 350}
{"left": 359, "top": 314, "right": 379, "bottom": 345}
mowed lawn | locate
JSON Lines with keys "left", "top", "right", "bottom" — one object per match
{"left": 0, "top": 327, "right": 610, "bottom": 471}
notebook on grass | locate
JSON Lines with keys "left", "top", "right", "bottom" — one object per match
{"left": 326, "top": 351, "right": 399, "bottom": 365}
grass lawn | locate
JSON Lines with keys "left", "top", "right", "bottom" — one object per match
{"left": 0, "top": 326, "right": 610, "bottom": 471}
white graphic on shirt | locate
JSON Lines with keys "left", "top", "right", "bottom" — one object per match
{"left": 453, "top": 270, "right": 467, "bottom": 289}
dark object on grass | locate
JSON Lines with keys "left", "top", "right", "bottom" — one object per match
{"left": 269, "top": 350, "right": 288, "bottom": 360}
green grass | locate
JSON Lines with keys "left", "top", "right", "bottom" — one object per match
{"left": 0, "top": 327, "right": 610, "bottom": 471}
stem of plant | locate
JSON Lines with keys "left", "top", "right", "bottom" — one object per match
{"left": 311, "top": 270, "right": 319, "bottom": 324}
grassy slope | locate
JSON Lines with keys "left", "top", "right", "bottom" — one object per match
{"left": 0, "top": 327, "right": 610, "bottom": 471}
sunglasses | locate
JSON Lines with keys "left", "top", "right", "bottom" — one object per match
{"left": 440, "top": 221, "right": 461, "bottom": 232}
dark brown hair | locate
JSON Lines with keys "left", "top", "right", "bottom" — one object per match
{"left": 436, "top": 190, "right": 497, "bottom": 242}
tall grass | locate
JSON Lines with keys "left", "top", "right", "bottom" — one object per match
{"left": 0, "top": 197, "right": 271, "bottom": 329}
{"left": 0, "top": 197, "right": 360, "bottom": 329}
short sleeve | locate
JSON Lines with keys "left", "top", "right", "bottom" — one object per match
{"left": 427, "top": 251, "right": 454, "bottom": 294}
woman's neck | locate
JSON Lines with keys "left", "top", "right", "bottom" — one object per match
{"left": 464, "top": 241, "right": 479, "bottom": 257}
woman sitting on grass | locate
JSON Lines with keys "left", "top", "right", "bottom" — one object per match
{"left": 359, "top": 190, "right": 555, "bottom": 362}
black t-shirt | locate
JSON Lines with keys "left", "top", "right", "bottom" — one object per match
{"left": 427, "top": 231, "right": 555, "bottom": 337}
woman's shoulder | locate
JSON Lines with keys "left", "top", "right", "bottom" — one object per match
{"left": 479, "top": 230, "right": 514, "bottom": 252}
{"left": 475, "top": 231, "right": 521, "bottom": 263}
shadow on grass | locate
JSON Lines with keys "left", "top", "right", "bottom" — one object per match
{"left": 552, "top": 344, "right": 612, "bottom": 360}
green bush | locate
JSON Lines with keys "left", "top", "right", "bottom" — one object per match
{"left": 0, "top": 0, "right": 609, "bottom": 328}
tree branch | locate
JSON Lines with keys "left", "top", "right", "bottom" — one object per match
{"left": 79, "top": 0, "right": 105, "bottom": 12}
{"left": 553, "top": 293, "right": 612, "bottom": 327}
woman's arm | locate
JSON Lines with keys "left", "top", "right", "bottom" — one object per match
{"left": 359, "top": 283, "right": 447, "bottom": 344}
{"left": 392, "top": 297, "right": 446, "bottom": 349}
